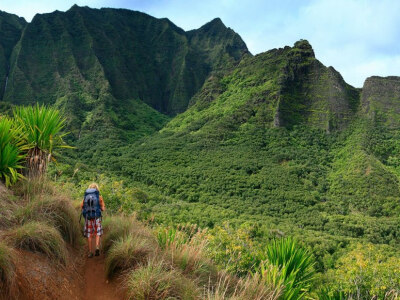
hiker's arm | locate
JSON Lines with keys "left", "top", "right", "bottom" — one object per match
{"left": 100, "top": 195, "right": 105, "bottom": 211}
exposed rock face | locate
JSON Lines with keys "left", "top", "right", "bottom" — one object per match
{"left": 172, "top": 40, "right": 360, "bottom": 134}
{"left": 3, "top": 6, "right": 248, "bottom": 115}
{"left": 276, "top": 40, "right": 360, "bottom": 131}
{"left": 0, "top": 11, "right": 26, "bottom": 100}
{"left": 361, "top": 76, "right": 400, "bottom": 127}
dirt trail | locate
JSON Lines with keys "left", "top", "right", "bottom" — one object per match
{"left": 83, "top": 254, "right": 122, "bottom": 300}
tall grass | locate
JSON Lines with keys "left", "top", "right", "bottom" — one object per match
{"left": 103, "top": 215, "right": 153, "bottom": 253}
{"left": 0, "top": 184, "right": 19, "bottom": 229}
{"left": 14, "top": 196, "right": 80, "bottom": 246}
{"left": 10, "top": 179, "right": 81, "bottom": 246}
{"left": 12, "top": 177, "right": 55, "bottom": 200}
{"left": 206, "top": 272, "right": 282, "bottom": 300}
{"left": 0, "top": 242, "right": 16, "bottom": 299}
{"left": 167, "top": 239, "right": 218, "bottom": 286}
{"left": 5, "top": 221, "right": 67, "bottom": 264}
{"left": 125, "top": 259, "right": 200, "bottom": 300}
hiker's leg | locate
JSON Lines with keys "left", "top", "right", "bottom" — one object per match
{"left": 88, "top": 235, "right": 93, "bottom": 252}
{"left": 95, "top": 235, "right": 100, "bottom": 249}
{"left": 95, "top": 218, "right": 102, "bottom": 249}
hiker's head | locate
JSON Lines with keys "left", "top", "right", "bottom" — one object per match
{"left": 88, "top": 183, "right": 99, "bottom": 191}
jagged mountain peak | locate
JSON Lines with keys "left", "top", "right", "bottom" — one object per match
{"left": 292, "top": 39, "right": 315, "bottom": 57}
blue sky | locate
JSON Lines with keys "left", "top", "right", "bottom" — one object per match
{"left": 1, "top": 0, "right": 399, "bottom": 87}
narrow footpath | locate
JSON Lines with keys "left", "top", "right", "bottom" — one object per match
{"left": 83, "top": 254, "right": 122, "bottom": 300}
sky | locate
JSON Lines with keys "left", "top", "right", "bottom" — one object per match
{"left": 1, "top": 0, "right": 399, "bottom": 87}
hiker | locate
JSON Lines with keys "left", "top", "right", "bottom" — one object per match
{"left": 81, "top": 183, "right": 105, "bottom": 258}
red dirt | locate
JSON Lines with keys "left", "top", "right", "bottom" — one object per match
{"left": 82, "top": 253, "right": 122, "bottom": 300}
{"left": 14, "top": 249, "right": 83, "bottom": 300}
{"left": 11, "top": 247, "right": 123, "bottom": 300}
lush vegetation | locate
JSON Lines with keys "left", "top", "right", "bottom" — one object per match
{"left": 1, "top": 6, "right": 400, "bottom": 299}
{"left": 50, "top": 42, "right": 400, "bottom": 298}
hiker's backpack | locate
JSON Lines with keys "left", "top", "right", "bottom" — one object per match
{"left": 82, "top": 188, "right": 101, "bottom": 220}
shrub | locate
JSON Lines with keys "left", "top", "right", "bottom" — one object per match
{"left": 5, "top": 221, "right": 67, "bottom": 264}
{"left": 0, "top": 242, "right": 16, "bottom": 299}
{"left": 125, "top": 259, "right": 199, "bottom": 300}
{"left": 105, "top": 235, "right": 156, "bottom": 278}
{"left": 328, "top": 243, "right": 400, "bottom": 299}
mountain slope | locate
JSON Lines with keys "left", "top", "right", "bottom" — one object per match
{"left": 0, "top": 11, "right": 26, "bottom": 101}
{"left": 165, "top": 40, "right": 359, "bottom": 135}
{"left": 3, "top": 5, "right": 248, "bottom": 115}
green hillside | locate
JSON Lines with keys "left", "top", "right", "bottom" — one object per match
{"left": 0, "top": 11, "right": 26, "bottom": 101}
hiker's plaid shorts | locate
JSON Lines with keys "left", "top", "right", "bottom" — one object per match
{"left": 84, "top": 218, "right": 103, "bottom": 238}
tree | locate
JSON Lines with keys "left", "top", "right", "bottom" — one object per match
{"left": 13, "top": 104, "right": 72, "bottom": 178}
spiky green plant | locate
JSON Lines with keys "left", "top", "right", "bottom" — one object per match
{"left": 13, "top": 104, "right": 71, "bottom": 178}
{"left": 258, "top": 237, "right": 316, "bottom": 300}
{"left": 0, "top": 117, "right": 24, "bottom": 186}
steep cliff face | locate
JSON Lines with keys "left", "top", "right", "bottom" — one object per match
{"left": 166, "top": 40, "right": 360, "bottom": 134}
{"left": 0, "top": 11, "right": 26, "bottom": 100}
{"left": 361, "top": 76, "right": 400, "bottom": 127}
{"left": 276, "top": 40, "right": 359, "bottom": 131}
{"left": 3, "top": 5, "right": 248, "bottom": 115}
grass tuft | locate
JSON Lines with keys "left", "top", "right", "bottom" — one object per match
{"left": 103, "top": 215, "right": 153, "bottom": 253}
{"left": 206, "top": 272, "right": 282, "bottom": 300}
{"left": 105, "top": 235, "right": 156, "bottom": 279}
{"left": 5, "top": 221, "right": 67, "bottom": 264}
{"left": 167, "top": 239, "right": 217, "bottom": 286}
{"left": 15, "top": 196, "right": 81, "bottom": 246}
{"left": 0, "top": 242, "right": 16, "bottom": 299}
{"left": 125, "top": 259, "right": 200, "bottom": 300}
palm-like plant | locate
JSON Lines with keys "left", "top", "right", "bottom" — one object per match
{"left": 258, "top": 237, "right": 316, "bottom": 300}
{"left": 13, "top": 104, "right": 71, "bottom": 178}
{"left": 0, "top": 117, "right": 24, "bottom": 186}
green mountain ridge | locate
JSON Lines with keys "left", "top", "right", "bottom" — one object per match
{"left": 0, "top": 11, "right": 26, "bottom": 101}
{"left": 3, "top": 5, "right": 248, "bottom": 114}
{"left": 0, "top": 5, "right": 249, "bottom": 157}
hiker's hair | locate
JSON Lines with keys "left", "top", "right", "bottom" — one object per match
{"left": 88, "top": 183, "right": 100, "bottom": 191}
